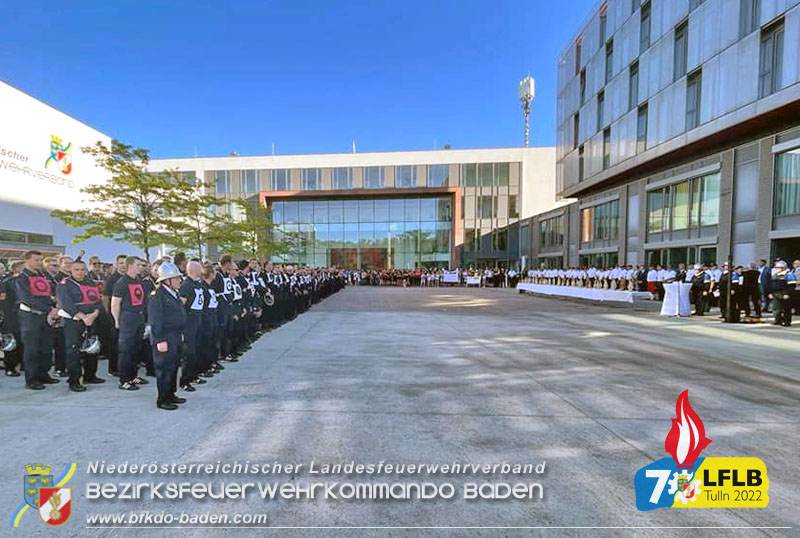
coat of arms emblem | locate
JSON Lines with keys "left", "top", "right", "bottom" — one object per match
{"left": 45, "top": 135, "right": 73, "bottom": 175}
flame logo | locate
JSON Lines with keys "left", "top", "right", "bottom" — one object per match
{"left": 664, "top": 390, "right": 712, "bottom": 468}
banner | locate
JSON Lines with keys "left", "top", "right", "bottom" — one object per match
{"left": 442, "top": 270, "right": 460, "bottom": 283}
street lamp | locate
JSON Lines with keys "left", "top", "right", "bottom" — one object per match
{"left": 518, "top": 76, "right": 535, "bottom": 147}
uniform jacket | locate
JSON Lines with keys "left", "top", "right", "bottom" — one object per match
{"left": 147, "top": 285, "right": 186, "bottom": 345}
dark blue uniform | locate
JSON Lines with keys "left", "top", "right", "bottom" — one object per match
{"left": 56, "top": 277, "right": 102, "bottom": 383}
{"left": 102, "top": 271, "right": 123, "bottom": 375}
{"left": 15, "top": 268, "right": 56, "bottom": 386}
{"left": 112, "top": 274, "right": 146, "bottom": 384}
{"left": 148, "top": 285, "right": 186, "bottom": 404}
{"left": 178, "top": 276, "right": 205, "bottom": 386}
{"left": 200, "top": 279, "right": 219, "bottom": 373}
{"left": 0, "top": 274, "right": 22, "bottom": 375}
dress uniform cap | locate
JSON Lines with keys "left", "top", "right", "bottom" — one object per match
{"left": 157, "top": 262, "right": 181, "bottom": 282}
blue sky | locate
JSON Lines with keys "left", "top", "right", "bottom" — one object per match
{"left": 2, "top": 0, "right": 596, "bottom": 158}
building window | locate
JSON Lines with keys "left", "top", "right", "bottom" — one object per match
{"left": 603, "top": 128, "right": 611, "bottom": 170}
{"left": 509, "top": 195, "right": 519, "bottom": 219}
{"left": 774, "top": 148, "right": 800, "bottom": 216}
{"left": 495, "top": 163, "right": 510, "bottom": 186}
{"left": 759, "top": 21, "right": 784, "bottom": 98}
{"left": 302, "top": 168, "right": 321, "bottom": 190}
{"left": 215, "top": 171, "right": 230, "bottom": 194}
{"left": 240, "top": 169, "right": 260, "bottom": 193}
{"left": 637, "top": 104, "right": 648, "bottom": 154}
{"left": 540, "top": 215, "right": 564, "bottom": 248}
{"left": 640, "top": 2, "right": 651, "bottom": 53}
{"left": 739, "top": 0, "right": 761, "bottom": 39}
{"left": 599, "top": 8, "right": 607, "bottom": 46}
{"left": 177, "top": 171, "right": 196, "bottom": 185}
{"left": 271, "top": 169, "right": 289, "bottom": 191}
{"left": 332, "top": 167, "right": 352, "bottom": 189}
{"left": 580, "top": 199, "right": 619, "bottom": 242}
{"left": 579, "top": 145, "right": 585, "bottom": 181}
{"left": 478, "top": 196, "right": 493, "bottom": 219}
{"left": 605, "top": 39, "right": 614, "bottom": 84}
{"left": 396, "top": 165, "right": 417, "bottom": 188}
{"left": 427, "top": 164, "right": 449, "bottom": 187}
{"left": 629, "top": 61, "right": 639, "bottom": 111}
{"left": 646, "top": 172, "right": 720, "bottom": 234}
{"left": 674, "top": 21, "right": 688, "bottom": 81}
{"left": 597, "top": 91, "right": 605, "bottom": 132}
{"left": 575, "top": 38, "right": 582, "bottom": 75}
{"left": 363, "top": 166, "right": 384, "bottom": 188}
{"left": 461, "top": 164, "right": 477, "bottom": 187}
{"left": 493, "top": 230, "right": 508, "bottom": 252}
{"left": 478, "top": 163, "right": 494, "bottom": 187}
{"left": 580, "top": 69, "right": 587, "bottom": 105}
{"left": 686, "top": 70, "right": 702, "bottom": 131}
{"left": 573, "top": 113, "right": 580, "bottom": 150}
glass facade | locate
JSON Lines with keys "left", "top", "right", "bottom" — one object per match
{"left": 775, "top": 149, "right": 800, "bottom": 216}
{"left": 646, "top": 172, "right": 720, "bottom": 235}
{"left": 580, "top": 199, "right": 620, "bottom": 243}
{"left": 270, "top": 196, "right": 452, "bottom": 270}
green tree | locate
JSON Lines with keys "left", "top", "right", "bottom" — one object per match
{"left": 221, "top": 200, "right": 287, "bottom": 260}
{"left": 163, "top": 172, "right": 238, "bottom": 260}
{"left": 51, "top": 140, "right": 179, "bottom": 263}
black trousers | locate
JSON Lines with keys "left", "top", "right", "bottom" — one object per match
{"left": 64, "top": 319, "right": 98, "bottom": 382}
{"left": 180, "top": 313, "right": 203, "bottom": 384}
{"left": 739, "top": 286, "right": 761, "bottom": 317}
{"left": 217, "top": 303, "right": 233, "bottom": 359}
{"left": 153, "top": 334, "right": 181, "bottom": 403}
{"left": 692, "top": 289, "right": 708, "bottom": 315}
{"left": 53, "top": 326, "right": 66, "bottom": 372}
{"left": 118, "top": 315, "right": 144, "bottom": 383}
{"left": 19, "top": 310, "right": 53, "bottom": 385}
{"left": 774, "top": 295, "right": 793, "bottom": 326}
{"left": 201, "top": 311, "right": 218, "bottom": 371}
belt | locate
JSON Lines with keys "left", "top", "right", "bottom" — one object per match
{"left": 19, "top": 303, "right": 46, "bottom": 315}
{"left": 58, "top": 309, "right": 77, "bottom": 320}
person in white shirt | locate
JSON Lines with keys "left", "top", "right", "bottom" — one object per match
{"left": 646, "top": 266, "right": 658, "bottom": 297}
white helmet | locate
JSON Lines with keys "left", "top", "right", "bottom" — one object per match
{"left": 157, "top": 262, "right": 182, "bottom": 282}
{"left": 1, "top": 333, "right": 17, "bottom": 352}
{"left": 80, "top": 334, "right": 101, "bottom": 355}
{"left": 775, "top": 260, "right": 788, "bottom": 269}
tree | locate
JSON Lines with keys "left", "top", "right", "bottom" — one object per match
{"left": 163, "top": 172, "right": 238, "bottom": 260}
{"left": 51, "top": 140, "right": 178, "bottom": 263}
{"left": 220, "top": 200, "right": 287, "bottom": 260}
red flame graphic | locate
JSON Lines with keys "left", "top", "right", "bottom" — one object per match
{"left": 664, "top": 390, "right": 712, "bottom": 468}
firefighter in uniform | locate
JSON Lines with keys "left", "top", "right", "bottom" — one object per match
{"left": 147, "top": 262, "right": 187, "bottom": 410}
{"left": 111, "top": 256, "right": 149, "bottom": 390}
{"left": 56, "top": 260, "right": 105, "bottom": 391}
{"left": 15, "top": 251, "right": 60, "bottom": 390}
{"left": 178, "top": 261, "right": 205, "bottom": 391}
{"left": 769, "top": 260, "right": 797, "bottom": 326}
{"left": 1, "top": 261, "right": 23, "bottom": 377}
{"left": 102, "top": 254, "right": 128, "bottom": 377}
{"left": 689, "top": 263, "right": 712, "bottom": 316}
{"left": 201, "top": 264, "right": 223, "bottom": 376}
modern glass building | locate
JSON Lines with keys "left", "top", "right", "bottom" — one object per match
{"left": 148, "top": 148, "right": 557, "bottom": 269}
{"left": 541, "top": 0, "right": 800, "bottom": 268}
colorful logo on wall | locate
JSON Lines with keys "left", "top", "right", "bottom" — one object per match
{"left": 45, "top": 135, "right": 73, "bottom": 175}
{"left": 634, "top": 390, "right": 769, "bottom": 510}
{"left": 11, "top": 463, "right": 76, "bottom": 527}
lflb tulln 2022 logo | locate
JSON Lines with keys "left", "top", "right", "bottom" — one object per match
{"left": 634, "top": 390, "right": 769, "bottom": 510}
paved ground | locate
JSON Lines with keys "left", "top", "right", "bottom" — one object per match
{"left": 1, "top": 286, "right": 797, "bottom": 537}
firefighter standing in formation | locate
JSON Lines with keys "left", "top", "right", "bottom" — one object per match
{"left": 0, "top": 250, "right": 346, "bottom": 408}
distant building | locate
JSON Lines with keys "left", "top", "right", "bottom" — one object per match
{"left": 545, "top": 0, "right": 800, "bottom": 269}
{"left": 148, "top": 148, "right": 557, "bottom": 269}
{"left": 0, "top": 79, "right": 150, "bottom": 262}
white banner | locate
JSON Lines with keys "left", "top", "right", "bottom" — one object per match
{"left": 466, "top": 276, "right": 481, "bottom": 286}
{"left": 442, "top": 270, "right": 460, "bottom": 283}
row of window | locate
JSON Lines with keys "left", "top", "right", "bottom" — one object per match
{"left": 463, "top": 228, "right": 509, "bottom": 253}
{"left": 580, "top": 199, "right": 620, "bottom": 243}
{"left": 212, "top": 165, "right": 452, "bottom": 194}
{"left": 573, "top": 1, "right": 784, "bottom": 173}
{"left": 540, "top": 215, "right": 565, "bottom": 249}
{"left": 0, "top": 229, "right": 54, "bottom": 246}
{"left": 270, "top": 197, "right": 453, "bottom": 225}
{"left": 646, "top": 172, "right": 721, "bottom": 234}
{"left": 463, "top": 195, "right": 519, "bottom": 220}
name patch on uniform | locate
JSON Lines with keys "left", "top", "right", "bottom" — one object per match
{"left": 28, "top": 276, "right": 51, "bottom": 296}
{"left": 128, "top": 283, "right": 145, "bottom": 306}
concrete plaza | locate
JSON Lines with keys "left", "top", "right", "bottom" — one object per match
{"left": 0, "top": 286, "right": 797, "bottom": 537}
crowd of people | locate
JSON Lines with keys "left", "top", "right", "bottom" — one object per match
{"left": 0, "top": 251, "right": 345, "bottom": 410}
{"left": 342, "top": 267, "right": 521, "bottom": 288}
{"left": 524, "top": 259, "right": 799, "bottom": 326}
